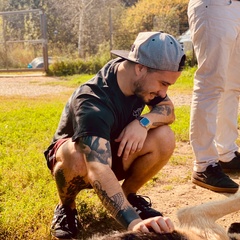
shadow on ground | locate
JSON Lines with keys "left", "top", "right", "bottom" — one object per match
{"left": 78, "top": 215, "right": 124, "bottom": 239}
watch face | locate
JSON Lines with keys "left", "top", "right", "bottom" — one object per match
{"left": 140, "top": 117, "right": 150, "bottom": 127}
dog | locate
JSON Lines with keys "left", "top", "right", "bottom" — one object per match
{"left": 99, "top": 191, "right": 240, "bottom": 240}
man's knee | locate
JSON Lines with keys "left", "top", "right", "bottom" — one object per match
{"left": 54, "top": 140, "right": 87, "bottom": 176}
{"left": 149, "top": 125, "right": 175, "bottom": 152}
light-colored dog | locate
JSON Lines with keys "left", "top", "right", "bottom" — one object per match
{"left": 100, "top": 191, "right": 240, "bottom": 240}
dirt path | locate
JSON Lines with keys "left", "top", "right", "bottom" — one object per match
{"left": 0, "top": 76, "right": 73, "bottom": 97}
{"left": 146, "top": 131, "right": 240, "bottom": 232}
{"left": 1, "top": 76, "right": 240, "bottom": 234}
{"left": 0, "top": 75, "right": 192, "bottom": 105}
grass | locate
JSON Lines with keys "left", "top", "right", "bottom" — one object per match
{"left": 40, "top": 74, "right": 95, "bottom": 88}
{"left": 0, "top": 68, "right": 196, "bottom": 239}
{"left": 169, "top": 66, "right": 195, "bottom": 94}
{"left": 59, "top": 74, "right": 95, "bottom": 86}
{"left": 172, "top": 106, "right": 191, "bottom": 142}
{"left": 0, "top": 97, "right": 63, "bottom": 239}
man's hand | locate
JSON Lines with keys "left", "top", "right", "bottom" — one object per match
{"left": 115, "top": 119, "right": 148, "bottom": 162}
{"left": 128, "top": 216, "right": 174, "bottom": 233}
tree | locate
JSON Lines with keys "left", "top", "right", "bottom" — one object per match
{"left": 0, "top": 0, "right": 46, "bottom": 42}
{"left": 113, "top": 0, "right": 188, "bottom": 50}
{"left": 44, "top": 0, "right": 77, "bottom": 53}
{"left": 0, "top": 0, "right": 189, "bottom": 60}
{"left": 0, "top": 0, "right": 9, "bottom": 11}
{"left": 45, "top": 0, "right": 121, "bottom": 58}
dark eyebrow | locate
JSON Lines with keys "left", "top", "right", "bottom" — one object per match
{"left": 161, "top": 81, "right": 172, "bottom": 86}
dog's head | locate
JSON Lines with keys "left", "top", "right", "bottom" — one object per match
{"left": 101, "top": 230, "right": 189, "bottom": 240}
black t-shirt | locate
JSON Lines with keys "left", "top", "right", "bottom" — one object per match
{"left": 44, "top": 58, "right": 165, "bottom": 157}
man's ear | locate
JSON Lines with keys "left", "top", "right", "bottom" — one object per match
{"left": 135, "top": 64, "right": 147, "bottom": 76}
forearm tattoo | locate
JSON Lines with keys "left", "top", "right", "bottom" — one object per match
{"left": 151, "top": 95, "right": 172, "bottom": 115}
{"left": 93, "top": 180, "right": 140, "bottom": 229}
{"left": 151, "top": 104, "right": 172, "bottom": 116}
{"left": 149, "top": 96, "right": 174, "bottom": 127}
{"left": 78, "top": 136, "right": 111, "bottom": 165}
{"left": 94, "top": 180, "right": 124, "bottom": 216}
{"left": 78, "top": 136, "right": 138, "bottom": 224}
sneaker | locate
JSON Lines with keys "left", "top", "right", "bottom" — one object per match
{"left": 51, "top": 204, "right": 80, "bottom": 239}
{"left": 192, "top": 163, "right": 239, "bottom": 193}
{"left": 219, "top": 151, "right": 240, "bottom": 172}
{"left": 127, "top": 193, "right": 163, "bottom": 220}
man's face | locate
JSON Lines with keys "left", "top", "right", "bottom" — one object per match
{"left": 133, "top": 70, "right": 181, "bottom": 104}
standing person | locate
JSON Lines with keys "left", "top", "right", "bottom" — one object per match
{"left": 44, "top": 31, "right": 185, "bottom": 239}
{"left": 188, "top": 0, "right": 240, "bottom": 193}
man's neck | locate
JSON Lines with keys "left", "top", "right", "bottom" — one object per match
{"left": 116, "top": 61, "right": 134, "bottom": 97}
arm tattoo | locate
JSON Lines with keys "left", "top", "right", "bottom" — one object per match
{"left": 93, "top": 180, "right": 140, "bottom": 229}
{"left": 78, "top": 136, "right": 111, "bottom": 165}
{"left": 150, "top": 97, "right": 174, "bottom": 127}
{"left": 151, "top": 105, "right": 174, "bottom": 127}
{"left": 93, "top": 180, "right": 124, "bottom": 217}
{"left": 151, "top": 105, "right": 172, "bottom": 116}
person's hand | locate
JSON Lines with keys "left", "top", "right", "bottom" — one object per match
{"left": 115, "top": 119, "right": 148, "bottom": 162}
{"left": 128, "top": 216, "right": 174, "bottom": 233}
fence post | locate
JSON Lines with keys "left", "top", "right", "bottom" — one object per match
{"left": 40, "top": 11, "right": 48, "bottom": 72}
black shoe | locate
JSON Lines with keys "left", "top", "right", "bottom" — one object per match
{"left": 127, "top": 193, "right": 163, "bottom": 220}
{"left": 192, "top": 163, "right": 239, "bottom": 193}
{"left": 219, "top": 151, "right": 240, "bottom": 172}
{"left": 51, "top": 204, "right": 80, "bottom": 239}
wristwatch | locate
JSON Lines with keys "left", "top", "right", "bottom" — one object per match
{"left": 137, "top": 116, "right": 151, "bottom": 130}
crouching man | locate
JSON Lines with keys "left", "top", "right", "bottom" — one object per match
{"left": 44, "top": 31, "right": 185, "bottom": 239}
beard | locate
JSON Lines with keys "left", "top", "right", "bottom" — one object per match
{"left": 133, "top": 81, "right": 152, "bottom": 104}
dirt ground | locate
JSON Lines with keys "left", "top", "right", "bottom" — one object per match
{"left": 1, "top": 75, "right": 240, "bottom": 237}
{"left": 149, "top": 145, "right": 240, "bottom": 231}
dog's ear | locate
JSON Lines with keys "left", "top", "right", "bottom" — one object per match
{"left": 227, "top": 222, "right": 240, "bottom": 240}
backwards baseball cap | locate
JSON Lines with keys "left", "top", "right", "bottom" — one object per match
{"left": 111, "top": 32, "right": 185, "bottom": 72}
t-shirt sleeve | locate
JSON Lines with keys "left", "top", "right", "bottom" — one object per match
{"left": 71, "top": 96, "right": 114, "bottom": 142}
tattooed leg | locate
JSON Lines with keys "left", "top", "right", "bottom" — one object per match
{"left": 53, "top": 139, "right": 91, "bottom": 208}
{"left": 55, "top": 168, "right": 91, "bottom": 206}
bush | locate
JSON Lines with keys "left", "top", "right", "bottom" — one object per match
{"left": 184, "top": 49, "right": 197, "bottom": 67}
{"left": 0, "top": 43, "right": 38, "bottom": 69}
{"left": 48, "top": 56, "right": 110, "bottom": 76}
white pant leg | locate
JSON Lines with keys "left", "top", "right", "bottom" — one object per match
{"left": 188, "top": 0, "right": 240, "bottom": 172}
{"left": 216, "top": 4, "right": 240, "bottom": 161}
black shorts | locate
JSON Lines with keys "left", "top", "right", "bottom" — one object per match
{"left": 111, "top": 141, "right": 128, "bottom": 181}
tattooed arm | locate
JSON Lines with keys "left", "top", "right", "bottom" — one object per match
{"left": 115, "top": 96, "right": 175, "bottom": 163}
{"left": 78, "top": 135, "right": 175, "bottom": 233}
{"left": 145, "top": 95, "right": 175, "bottom": 127}
{"left": 78, "top": 136, "right": 142, "bottom": 229}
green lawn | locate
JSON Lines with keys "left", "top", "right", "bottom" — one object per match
{"left": 0, "top": 68, "right": 196, "bottom": 239}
